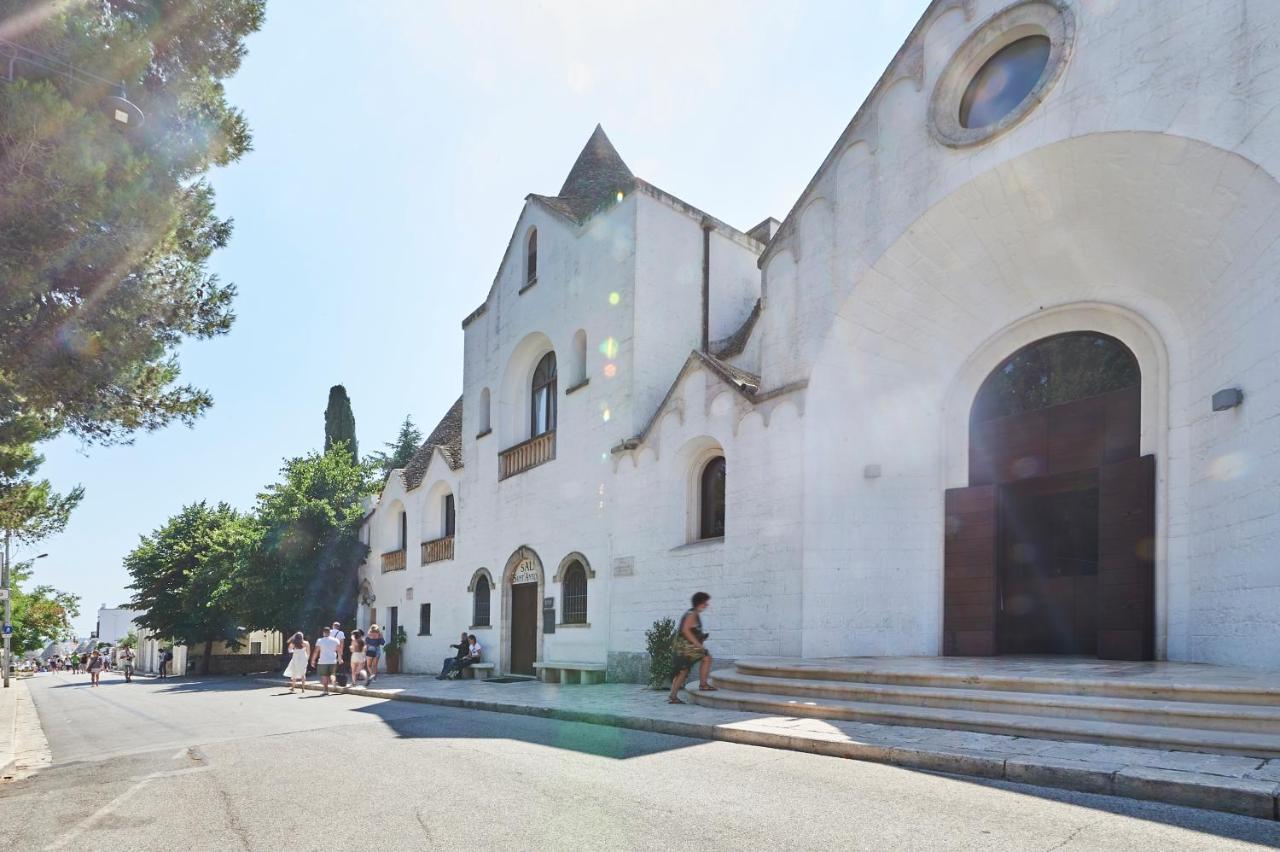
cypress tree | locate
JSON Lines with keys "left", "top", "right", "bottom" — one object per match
{"left": 324, "top": 385, "right": 358, "bottom": 462}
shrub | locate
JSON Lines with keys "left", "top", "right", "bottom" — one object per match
{"left": 645, "top": 617, "right": 677, "bottom": 689}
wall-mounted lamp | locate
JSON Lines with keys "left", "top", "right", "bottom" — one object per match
{"left": 1212, "top": 388, "right": 1244, "bottom": 412}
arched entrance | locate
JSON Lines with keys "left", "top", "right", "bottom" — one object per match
{"left": 943, "top": 332, "right": 1156, "bottom": 660}
{"left": 501, "top": 546, "right": 544, "bottom": 675}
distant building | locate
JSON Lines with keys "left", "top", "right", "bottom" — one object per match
{"left": 96, "top": 605, "right": 142, "bottom": 646}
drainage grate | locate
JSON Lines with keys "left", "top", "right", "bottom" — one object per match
{"left": 484, "top": 675, "right": 537, "bottom": 684}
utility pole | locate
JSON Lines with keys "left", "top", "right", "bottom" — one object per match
{"left": 3, "top": 531, "right": 11, "bottom": 688}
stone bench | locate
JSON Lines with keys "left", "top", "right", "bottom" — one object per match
{"left": 532, "top": 661, "right": 606, "bottom": 685}
{"left": 460, "top": 662, "right": 495, "bottom": 680}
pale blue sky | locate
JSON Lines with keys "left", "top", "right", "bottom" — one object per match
{"left": 35, "top": 1, "right": 925, "bottom": 636}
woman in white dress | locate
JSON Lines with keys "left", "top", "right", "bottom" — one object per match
{"left": 349, "top": 629, "right": 367, "bottom": 686}
{"left": 283, "top": 632, "right": 310, "bottom": 694}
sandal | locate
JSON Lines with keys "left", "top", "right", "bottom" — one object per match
{"left": 699, "top": 685, "right": 719, "bottom": 691}
{"left": 667, "top": 697, "right": 685, "bottom": 704}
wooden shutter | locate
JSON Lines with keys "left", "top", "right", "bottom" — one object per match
{"left": 943, "top": 485, "right": 998, "bottom": 656}
{"left": 1097, "top": 454, "right": 1156, "bottom": 660}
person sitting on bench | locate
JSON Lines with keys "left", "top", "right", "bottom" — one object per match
{"left": 451, "top": 635, "right": 482, "bottom": 679}
{"left": 436, "top": 631, "right": 471, "bottom": 680}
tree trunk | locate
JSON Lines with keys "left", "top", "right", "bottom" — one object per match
{"left": 202, "top": 639, "right": 213, "bottom": 675}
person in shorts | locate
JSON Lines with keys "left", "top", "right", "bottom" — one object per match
{"left": 309, "top": 627, "right": 341, "bottom": 695}
{"left": 120, "top": 648, "right": 135, "bottom": 682}
{"left": 364, "top": 624, "right": 385, "bottom": 684}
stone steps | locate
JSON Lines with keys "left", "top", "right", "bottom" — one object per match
{"left": 735, "top": 658, "right": 1280, "bottom": 706}
{"left": 687, "top": 684, "right": 1280, "bottom": 758}
{"left": 709, "top": 671, "right": 1280, "bottom": 734}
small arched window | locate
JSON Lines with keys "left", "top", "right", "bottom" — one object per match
{"left": 562, "top": 561, "right": 588, "bottom": 624}
{"left": 531, "top": 352, "right": 557, "bottom": 436}
{"left": 699, "top": 456, "right": 726, "bottom": 540}
{"left": 571, "top": 329, "right": 587, "bottom": 386}
{"left": 526, "top": 229, "right": 538, "bottom": 287}
{"left": 478, "top": 387, "right": 491, "bottom": 434}
{"left": 473, "top": 577, "right": 491, "bottom": 627}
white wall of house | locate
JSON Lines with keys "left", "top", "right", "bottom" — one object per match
{"left": 359, "top": 0, "right": 1280, "bottom": 675}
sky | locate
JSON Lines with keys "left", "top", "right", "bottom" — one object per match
{"left": 33, "top": 1, "right": 926, "bottom": 637}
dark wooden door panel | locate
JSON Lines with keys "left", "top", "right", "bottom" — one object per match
{"left": 510, "top": 584, "right": 538, "bottom": 675}
{"left": 944, "top": 485, "right": 997, "bottom": 656}
{"left": 1097, "top": 454, "right": 1156, "bottom": 660}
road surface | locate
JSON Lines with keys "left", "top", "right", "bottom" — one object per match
{"left": 2, "top": 671, "right": 1279, "bottom": 850}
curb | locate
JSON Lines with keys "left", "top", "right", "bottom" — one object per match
{"left": 254, "top": 678, "right": 1280, "bottom": 821}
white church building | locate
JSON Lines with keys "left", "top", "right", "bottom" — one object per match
{"left": 357, "top": 0, "right": 1280, "bottom": 680}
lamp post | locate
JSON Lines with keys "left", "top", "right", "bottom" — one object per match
{"left": 0, "top": 37, "right": 144, "bottom": 129}
{"left": 2, "top": 539, "right": 47, "bottom": 688}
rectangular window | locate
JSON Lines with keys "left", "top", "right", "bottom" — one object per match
{"left": 418, "top": 603, "right": 431, "bottom": 636}
{"left": 388, "top": 606, "right": 399, "bottom": 645}
{"left": 444, "top": 494, "right": 456, "bottom": 537}
{"left": 250, "top": 641, "right": 262, "bottom": 655}
{"left": 399, "top": 512, "right": 407, "bottom": 550}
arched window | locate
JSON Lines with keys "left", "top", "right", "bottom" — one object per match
{"left": 398, "top": 510, "right": 408, "bottom": 550}
{"left": 478, "top": 387, "right": 491, "bottom": 434}
{"left": 562, "top": 561, "right": 588, "bottom": 624}
{"left": 531, "top": 352, "right": 557, "bottom": 436}
{"left": 699, "top": 456, "right": 726, "bottom": 540}
{"left": 443, "top": 493, "right": 455, "bottom": 537}
{"left": 971, "top": 332, "right": 1140, "bottom": 424}
{"left": 473, "top": 577, "right": 491, "bottom": 627}
{"left": 571, "top": 329, "right": 587, "bottom": 386}
{"left": 526, "top": 228, "right": 538, "bottom": 287}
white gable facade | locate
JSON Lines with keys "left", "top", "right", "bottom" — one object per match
{"left": 359, "top": 0, "right": 1280, "bottom": 678}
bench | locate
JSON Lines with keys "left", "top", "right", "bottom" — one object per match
{"left": 460, "top": 662, "right": 495, "bottom": 680}
{"left": 532, "top": 661, "right": 607, "bottom": 685}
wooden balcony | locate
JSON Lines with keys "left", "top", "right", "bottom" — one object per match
{"left": 499, "top": 430, "right": 556, "bottom": 480}
{"left": 420, "top": 535, "right": 454, "bottom": 565}
{"left": 381, "top": 548, "right": 406, "bottom": 573}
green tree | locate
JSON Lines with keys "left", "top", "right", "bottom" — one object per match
{"left": 369, "top": 415, "right": 422, "bottom": 478}
{"left": 125, "top": 501, "right": 258, "bottom": 674}
{"left": 8, "top": 562, "right": 80, "bottom": 656}
{"left": 0, "top": 406, "right": 83, "bottom": 562}
{"left": 324, "top": 386, "right": 359, "bottom": 463}
{"left": 241, "top": 445, "right": 374, "bottom": 637}
{"left": 0, "top": 0, "right": 265, "bottom": 445}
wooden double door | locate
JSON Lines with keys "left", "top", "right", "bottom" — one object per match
{"left": 944, "top": 386, "right": 1155, "bottom": 660}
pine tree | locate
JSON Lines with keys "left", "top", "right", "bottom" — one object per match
{"left": 324, "top": 385, "right": 358, "bottom": 462}
{"left": 370, "top": 415, "right": 423, "bottom": 478}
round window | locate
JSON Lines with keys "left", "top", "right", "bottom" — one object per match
{"left": 959, "top": 35, "right": 1051, "bottom": 129}
{"left": 928, "top": 2, "right": 1074, "bottom": 148}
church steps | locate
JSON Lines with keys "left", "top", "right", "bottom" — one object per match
{"left": 686, "top": 686, "right": 1280, "bottom": 758}
{"left": 709, "top": 671, "right": 1280, "bottom": 734}
{"left": 734, "top": 659, "right": 1280, "bottom": 707}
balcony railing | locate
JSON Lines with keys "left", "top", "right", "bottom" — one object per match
{"left": 381, "top": 548, "right": 406, "bottom": 573}
{"left": 499, "top": 430, "right": 556, "bottom": 480}
{"left": 421, "top": 535, "right": 455, "bottom": 565}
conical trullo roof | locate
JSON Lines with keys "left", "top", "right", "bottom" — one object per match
{"left": 535, "top": 125, "right": 635, "bottom": 223}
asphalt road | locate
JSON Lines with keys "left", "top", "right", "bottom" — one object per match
{"left": 3, "top": 672, "right": 1280, "bottom": 851}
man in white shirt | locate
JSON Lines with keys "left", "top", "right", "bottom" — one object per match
{"left": 330, "top": 622, "right": 346, "bottom": 662}
{"left": 310, "top": 627, "right": 342, "bottom": 694}
{"left": 455, "top": 634, "right": 482, "bottom": 679}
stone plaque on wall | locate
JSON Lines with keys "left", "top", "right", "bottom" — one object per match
{"left": 512, "top": 559, "right": 538, "bottom": 585}
{"left": 612, "top": 557, "right": 634, "bottom": 577}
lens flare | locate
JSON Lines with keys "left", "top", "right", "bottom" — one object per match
{"left": 599, "top": 337, "right": 618, "bottom": 359}
{"left": 608, "top": 292, "right": 620, "bottom": 306}
{"left": 603, "top": 363, "right": 617, "bottom": 378}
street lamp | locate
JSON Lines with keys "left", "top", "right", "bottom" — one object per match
{"left": 1, "top": 37, "right": 145, "bottom": 130}
{"left": 3, "top": 550, "right": 47, "bottom": 689}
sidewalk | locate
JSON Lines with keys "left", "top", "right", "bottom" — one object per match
{"left": 1, "top": 677, "right": 48, "bottom": 781}
{"left": 0, "top": 679, "right": 16, "bottom": 778}
{"left": 255, "top": 673, "right": 1280, "bottom": 822}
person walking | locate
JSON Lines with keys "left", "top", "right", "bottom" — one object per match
{"left": 330, "top": 621, "right": 347, "bottom": 687}
{"left": 364, "top": 624, "right": 385, "bottom": 684}
{"left": 667, "top": 592, "right": 717, "bottom": 704}
{"left": 309, "top": 627, "right": 341, "bottom": 695}
{"left": 86, "top": 650, "right": 104, "bottom": 686}
{"left": 70, "top": 653, "right": 81, "bottom": 674}
{"left": 120, "top": 648, "right": 135, "bottom": 682}
{"left": 348, "top": 630, "right": 367, "bottom": 686}
{"left": 283, "top": 632, "right": 310, "bottom": 694}
{"left": 159, "top": 648, "right": 173, "bottom": 678}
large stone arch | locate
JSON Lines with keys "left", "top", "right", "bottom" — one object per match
{"left": 799, "top": 132, "right": 1280, "bottom": 666}
{"left": 500, "top": 546, "right": 545, "bottom": 675}
{"left": 497, "top": 332, "right": 556, "bottom": 449}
